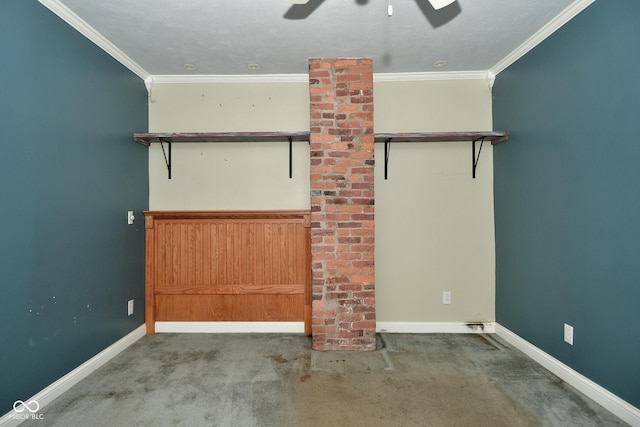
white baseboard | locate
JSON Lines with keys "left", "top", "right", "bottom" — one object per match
{"left": 0, "top": 324, "right": 146, "bottom": 427}
{"left": 495, "top": 323, "right": 640, "bottom": 426}
{"left": 155, "top": 321, "right": 305, "bottom": 334}
{"left": 376, "top": 322, "right": 495, "bottom": 334}
{"left": 155, "top": 321, "right": 496, "bottom": 335}
{"left": 154, "top": 321, "right": 493, "bottom": 335}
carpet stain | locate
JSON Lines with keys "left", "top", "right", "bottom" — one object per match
{"left": 265, "top": 354, "right": 289, "bottom": 363}
{"left": 203, "top": 350, "right": 219, "bottom": 361}
{"left": 101, "top": 390, "right": 132, "bottom": 401}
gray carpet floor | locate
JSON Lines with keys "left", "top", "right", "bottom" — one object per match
{"left": 21, "top": 333, "right": 627, "bottom": 427}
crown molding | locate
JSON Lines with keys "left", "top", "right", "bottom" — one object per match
{"left": 38, "top": 0, "right": 150, "bottom": 80}
{"left": 375, "top": 70, "right": 490, "bottom": 82}
{"left": 148, "top": 74, "right": 309, "bottom": 85}
{"left": 490, "top": 0, "right": 595, "bottom": 76}
{"left": 147, "top": 70, "right": 491, "bottom": 86}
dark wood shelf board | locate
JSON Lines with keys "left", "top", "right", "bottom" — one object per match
{"left": 374, "top": 131, "right": 509, "bottom": 145}
{"left": 134, "top": 131, "right": 509, "bottom": 146}
{"left": 133, "top": 131, "right": 311, "bottom": 146}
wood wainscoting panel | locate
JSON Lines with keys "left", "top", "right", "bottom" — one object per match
{"left": 144, "top": 211, "right": 311, "bottom": 334}
{"left": 154, "top": 295, "right": 305, "bottom": 321}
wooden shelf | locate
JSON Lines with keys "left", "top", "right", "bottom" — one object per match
{"left": 374, "top": 131, "right": 509, "bottom": 145}
{"left": 374, "top": 131, "right": 509, "bottom": 179}
{"left": 133, "top": 131, "right": 310, "bottom": 146}
{"left": 133, "top": 131, "right": 509, "bottom": 180}
{"left": 134, "top": 131, "right": 509, "bottom": 145}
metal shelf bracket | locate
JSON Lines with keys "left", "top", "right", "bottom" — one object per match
{"left": 472, "top": 136, "right": 485, "bottom": 179}
{"left": 159, "top": 138, "right": 172, "bottom": 179}
{"left": 288, "top": 136, "right": 293, "bottom": 179}
{"left": 384, "top": 138, "right": 391, "bottom": 180}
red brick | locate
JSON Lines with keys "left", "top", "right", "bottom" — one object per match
{"left": 310, "top": 58, "right": 376, "bottom": 351}
{"left": 352, "top": 275, "right": 374, "bottom": 283}
{"left": 351, "top": 214, "right": 374, "bottom": 221}
{"left": 334, "top": 59, "right": 358, "bottom": 67}
{"left": 311, "top": 103, "right": 336, "bottom": 110}
{"left": 337, "top": 105, "right": 359, "bottom": 113}
{"left": 353, "top": 321, "right": 376, "bottom": 330}
{"left": 339, "top": 284, "right": 364, "bottom": 291}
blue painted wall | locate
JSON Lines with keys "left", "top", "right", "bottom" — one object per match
{"left": 0, "top": 1, "right": 148, "bottom": 411}
{"left": 493, "top": 1, "right": 640, "bottom": 408}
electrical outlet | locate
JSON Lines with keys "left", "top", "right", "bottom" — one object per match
{"left": 564, "top": 323, "right": 573, "bottom": 345}
{"left": 127, "top": 299, "right": 134, "bottom": 316}
{"left": 442, "top": 291, "right": 452, "bottom": 305}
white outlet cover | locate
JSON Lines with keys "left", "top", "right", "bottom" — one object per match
{"left": 128, "top": 299, "right": 134, "bottom": 316}
{"left": 564, "top": 323, "right": 573, "bottom": 345}
{"left": 443, "top": 291, "right": 452, "bottom": 305}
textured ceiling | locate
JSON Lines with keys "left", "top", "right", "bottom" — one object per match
{"left": 46, "top": 0, "right": 588, "bottom": 79}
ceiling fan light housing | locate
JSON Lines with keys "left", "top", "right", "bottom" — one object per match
{"left": 428, "top": 0, "right": 456, "bottom": 10}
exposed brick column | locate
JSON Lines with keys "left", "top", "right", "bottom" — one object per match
{"left": 309, "top": 58, "right": 376, "bottom": 351}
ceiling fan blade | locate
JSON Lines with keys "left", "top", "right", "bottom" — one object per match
{"left": 428, "top": 0, "right": 456, "bottom": 10}
{"left": 284, "top": 0, "right": 324, "bottom": 20}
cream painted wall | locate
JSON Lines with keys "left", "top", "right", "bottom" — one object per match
{"left": 374, "top": 80, "right": 494, "bottom": 323}
{"left": 148, "top": 83, "right": 311, "bottom": 210}
{"left": 148, "top": 78, "right": 494, "bottom": 323}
